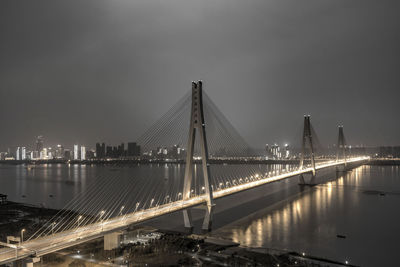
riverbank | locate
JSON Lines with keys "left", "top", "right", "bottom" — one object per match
{"left": 0, "top": 201, "right": 60, "bottom": 242}
{"left": 39, "top": 228, "right": 344, "bottom": 267}
{"left": 367, "top": 158, "right": 400, "bottom": 165}
{"left": 0, "top": 158, "right": 326, "bottom": 166}
{"left": 2, "top": 157, "right": 399, "bottom": 167}
{"left": 1, "top": 202, "right": 356, "bottom": 266}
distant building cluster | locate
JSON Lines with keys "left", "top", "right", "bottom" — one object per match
{"left": 265, "top": 143, "right": 291, "bottom": 159}
{"left": 95, "top": 142, "right": 141, "bottom": 159}
{"left": 0, "top": 135, "right": 192, "bottom": 161}
{"left": 378, "top": 146, "right": 400, "bottom": 158}
{"left": 1, "top": 135, "right": 393, "bottom": 162}
{"left": 0, "top": 135, "right": 150, "bottom": 161}
{"left": 142, "top": 145, "right": 186, "bottom": 160}
{"left": 0, "top": 136, "right": 93, "bottom": 161}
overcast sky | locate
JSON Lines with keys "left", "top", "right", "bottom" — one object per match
{"left": 0, "top": 0, "right": 399, "bottom": 150}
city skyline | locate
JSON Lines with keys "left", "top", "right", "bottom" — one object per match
{"left": 2, "top": 133, "right": 398, "bottom": 162}
{"left": 1, "top": 1, "right": 400, "bottom": 150}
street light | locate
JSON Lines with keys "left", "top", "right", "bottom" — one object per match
{"left": 100, "top": 210, "right": 105, "bottom": 231}
{"left": 134, "top": 202, "right": 140, "bottom": 212}
{"left": 21, "top": 229, "right": 25, "bottom": 243}
{"left": 78, "top": 215, "right": 82, "bottom": 227}
{"left": 52, "top": 222, "right": 56, "bottom": 235}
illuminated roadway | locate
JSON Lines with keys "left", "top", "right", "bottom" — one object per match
{"left": 0, "top": 157, "right": 367, "bottom": 264}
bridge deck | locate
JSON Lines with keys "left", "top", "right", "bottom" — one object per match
{"left": 0, "top": 157, "right": 367, "bottom": 264}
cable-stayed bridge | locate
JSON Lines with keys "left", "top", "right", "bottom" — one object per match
{"left": 0, "top": 81, "right": 368, "bottom": 265}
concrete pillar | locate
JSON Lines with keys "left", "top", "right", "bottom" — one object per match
{"left": 104, "top": 232, "right": 122, "bottom": 250}
{"left": 183, "top": 209, "right": 193, "bottom": 230}
{"left": 202, "top": 204, "right": 214, "bottom": 232}
{"left": 24, "top": 257, "right": 40, "bottom": 267}
{"left": 299, "top": 173, "right": 316, "bottom": 185}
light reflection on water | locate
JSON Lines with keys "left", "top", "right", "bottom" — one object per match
{"left": 2, "top": 163, "right": 400, "bottom": 266}
{"left": 212, "top": 165, "right": 400, "bottom": 267}
{"left": 229, "top": 180, "right": 334, "bottom": 247}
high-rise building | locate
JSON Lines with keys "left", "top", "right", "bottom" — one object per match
{"left": 118, "top": 143, "right": 125, "bottom": 157}
{"left": 64, "top": 149, "right": 71, "bottom": 160}
{"left": 16, "top": 147, "right": 21, "bottom": 160}
{"left": 106, "top": 146, "right": 113, "bottom": 158}
{"left": 135, "top": 144, "right": 141, "bottom": 156}
{"left": 128, "top": 142, "right": 141, "bottom": 157}
{"left": 96, "top": 143, "right": 101, "bottom": 158}
{"left": 284, "top": 144, "right": 290, "bottom": 159}
{"left": 270, "top": 144, "right": 281, "bottom": 159}
{"left": 36, "top": 136, "right": 44, "bottom": 152}
{"left": 56, "top": 145, "right": 64, "bottom": 159}
{"left": 96, "top": 143, "right": 106, "bottom": 158}
{"left": 40, "top": 148, "right": 48, "bottom": 159}
{"left": 47, "top": 147, "right": 54, "bottom": 159}
{"left": 74, "top": 145, "right": 79, "bottom": 160}
{"left": 32, "top": 151, "right": 39, "bottom": 159}
{"left": 101, "top": 143, "right": 106, "bottom": 157}
{"left": 81, "top": 146, "right": 86, "bottom": 160}
{"left": 86, "top": 149, "right": 95, "bottom": 159}
{"left": 171, "top": 145, "right": 179, "bottom": 159}
{"left": 265, "top": 144, "right": 273, "bottom": 159}
{"left": 21, "top": 147, "right": 26, "bottom": 160}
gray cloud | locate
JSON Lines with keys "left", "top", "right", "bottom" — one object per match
{"left": 0, "top": 0, "right": 399, "bottom": 150}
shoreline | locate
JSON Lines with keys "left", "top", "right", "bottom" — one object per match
{"left": 0, "top": 201, "right": 61, "bottom": 242}
{"left": 1, "top": 158, "right": 399, "bottom": 166}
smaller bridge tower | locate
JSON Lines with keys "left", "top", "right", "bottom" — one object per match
{"left": 182, "top": 81, "right": 214, "bottom": 232}
{"left": 299, "top": 115, "right": 316, "bottom": 185}
{"left": 336, "top": 125, "right": 348, "bottom": 173}
{"left": 336, "top": 125, "right": 346, "bottom": 163}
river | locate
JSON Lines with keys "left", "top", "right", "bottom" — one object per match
{"left": 0, "top": 163, "right": 398, "bottom": 266}
{"left": 211, "top": 165, "right": 400, "bottom": 267}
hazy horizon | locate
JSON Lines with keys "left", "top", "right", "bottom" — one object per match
{"left": 1, "top": 0, "right": 400, "bottom": 151}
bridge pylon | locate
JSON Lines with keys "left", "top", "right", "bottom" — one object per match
{"left": 336, "top": 125, "right": 348, "bottom": 173}
{"left": 182, "top": 81, "right": 214, "bottom": 232}
{"left": 299, "top": 115, "right": 317, "bottom": 185}
{"left": 336, "top": 125, "right": 346, "bottom": 162}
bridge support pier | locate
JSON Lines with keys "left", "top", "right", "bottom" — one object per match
{"left": 299, "top": 172, "right": 316, "bottom": 186}
{"left": 183, "top": 209, "right": 193, "bottom": 231}
{"left": 202, "top": 204, "right": 214, "bottom": 232}
{"left": 182, "top": 81, "right": 215, "bottom": 232}
{"left": 22, "top": 257, "right": 40, "bottom": 267}
{"left": 104, "top": 232, "right": 123, "bottom": 251}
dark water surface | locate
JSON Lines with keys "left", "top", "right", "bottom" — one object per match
{"left": 211, "top": 165, "right": 400, "bottom": 267}
{"left": 0, "top": 163, "right": 292, "bottom": 211}
{"left": 1, "top": 164, "right": 398, "bottom": 266}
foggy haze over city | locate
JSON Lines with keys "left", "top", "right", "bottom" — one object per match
{"left": 2, "top": 2, "right": 400, "bottom": 267}
{"left": 1, "top": 0, "right": 399, "bottom": 150}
